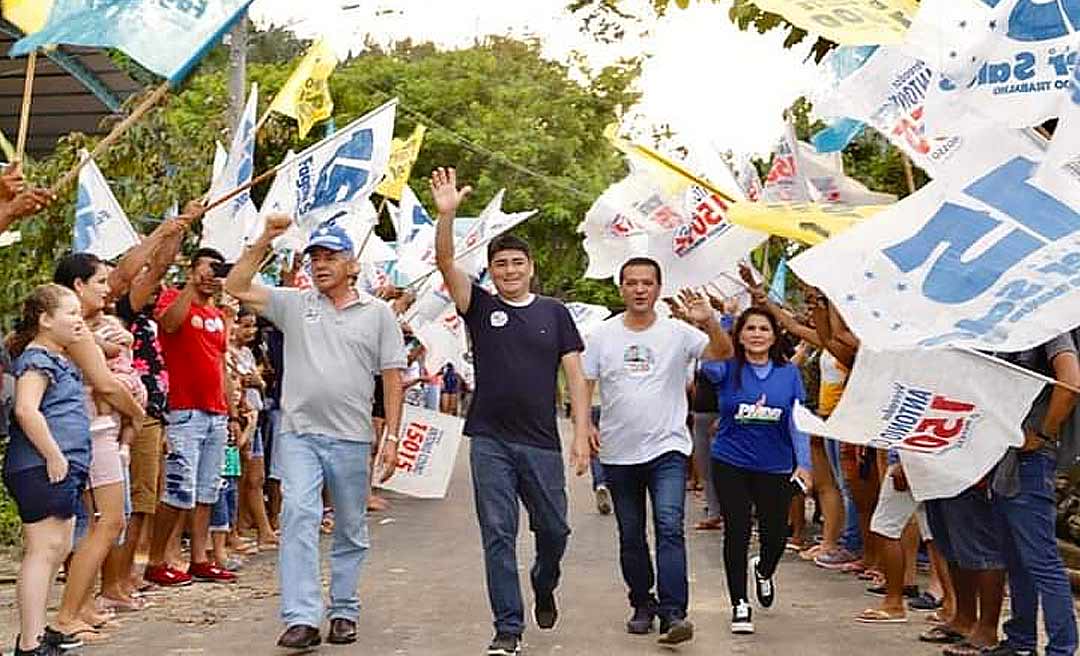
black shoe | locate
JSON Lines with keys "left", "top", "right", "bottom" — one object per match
{"left": 327, "top": 618, "right": 357, "bottom": 645}
{"left": 626, "top": 606, "right": 657, "bottom": 634}
{"left": 42, "top": 626, "right": 82, "bottom": 651}
{"left": 866, "top": 584, "right": 920, "bottom": 599}
{"left": 750, "top": 555, "right": 775, "bottom": 608}
{"left": 486, "top": 633, "right": 521, "bottom": 656}
{"left": 14, "top": 635, "right": 63, "bottom": 656}
{"left": 277, "top": 625, "right": 321, "bottom": 649}
{"left": 657, "top": 618, "right": 694, "bottom": 645}
{"left": 731, "top": 600, "right": 754, "bottom": 635}
{"left": 535, "top": 590, "right": 557, "bottom": 629}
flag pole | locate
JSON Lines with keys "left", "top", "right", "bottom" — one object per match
{"left": 901, "top": 153, "right": 916, "bottom": 195}
{"left": 52, "top": 81, "right": 171, "bottom": 194}
{"left": 14, "top": 51, "right": 37, "bottom": 163}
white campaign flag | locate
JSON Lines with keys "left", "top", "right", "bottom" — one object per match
{"left": 456, "top": 190, "right": 536, "bottom": 274}
{"left": 392, "top": 184, "right": 434, "bottom": 245}
{"left": 799, "top": 141, "right": 898, "bottom": 205}
{"left": 786, "top": 128, "right": 1080, "bottom": 352}
{"left": 271, "top": 99, "right": 397, "bottom": 238}
{"left": 905, "top": 0, "right": 1080, "bottom": 137}
{"left": 202, "top": 84, "right": 260, "bottom": 262}
{"left": 379, "top": 405, "right": 464, "bottom": 499}
{"left": 762, "top": 123, "right": 813, "bottom": 202}
{"left": 73, "top": 150, "right": 139, "bottom": 260}
{"left": 794, "top": 347, "right": 1043, "bottom": 501}
{"left": 566, "top": 302, "right": 612, "bottom": 339}
{"left": 733, "top": 155, "right": 764, "bottom": 202}
{"left": 415, "top": 308, "right": 470, "bottom": 374}
{"left": 580, "top": 170, "right": 766, "bottom": 293}
{"left": 212, "top": 141, "right": 228, "bottom": 184}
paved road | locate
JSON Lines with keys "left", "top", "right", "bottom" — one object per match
{"left": 2, "top": 422, "right": 948, "bottom": 655}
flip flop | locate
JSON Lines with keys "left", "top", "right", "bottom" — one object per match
{"left": 919, "top": 626, "right": 965, "bottom": 644}
{"left": 693, "top": 518, "right": 723, "bottom": 531}
{"left": 855, "top": 608, "right": 908, "bottom": 624}
{"left": 70, "top": 627, "right": 111, "bottom": 644}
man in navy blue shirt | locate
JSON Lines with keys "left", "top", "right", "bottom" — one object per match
{"left": 432, "top": 167, "right": 591, "bottom": 656}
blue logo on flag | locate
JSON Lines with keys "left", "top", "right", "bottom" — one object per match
{"left": 311, "top": 129, "right": 374, "bottom": 210}
{"left": 981, "top": 0, "right": 1080, "bottom": 41}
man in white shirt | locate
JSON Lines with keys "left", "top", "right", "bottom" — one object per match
{"left": 583, "top": 257, "right": 732, "bottom": 646}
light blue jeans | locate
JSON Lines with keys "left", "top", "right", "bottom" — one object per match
{"left": 277, "top": 432, "right": 371, "bottom": 627}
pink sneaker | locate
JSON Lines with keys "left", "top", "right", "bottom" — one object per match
{"left": 814, "top": 549, "right": 860, "bottom": 570}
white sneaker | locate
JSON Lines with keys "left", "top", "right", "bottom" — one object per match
{"left": 750, "top": 555, "right": 775, "bottom": 608}
{"left": 731, "top": 600, "right": 754, "bottom": 634}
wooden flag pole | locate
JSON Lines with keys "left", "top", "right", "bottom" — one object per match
{"left": 354, "top": 224, "right": 375, "bottom": 263}
{"left": 52, "top": 81, "right": 171, "bottom": 194}
{"left": 14, "top": 51, "right": 37, "bottom": 163}
{"left": 901, "top": 153, "right": 916, "bottom": 195}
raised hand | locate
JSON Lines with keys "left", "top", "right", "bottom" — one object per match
{"left": 429, "top": 167, "right": 472, "bottom": 218}
{"left": 262, "top": 213, "right": 293, "bottom": 242}
{"left": 679, "top": 288, "right": 714, "bottom": 326}
{"left": 738, "top": 261, "right": 760, "bottom": 290}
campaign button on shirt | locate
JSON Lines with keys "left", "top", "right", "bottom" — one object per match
{"left": 489, "top": 310, "right": 508, "bottom": 328}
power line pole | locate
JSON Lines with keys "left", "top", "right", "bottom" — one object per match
{"left": 226, "top": 12, "right": 248, "bottom": 136}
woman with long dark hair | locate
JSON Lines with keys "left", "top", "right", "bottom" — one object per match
{"left": 702, "top": 307, "right": 811, "bottom": 636}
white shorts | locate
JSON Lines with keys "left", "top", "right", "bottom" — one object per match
{"left": 870, "top": 479, "right": 931, "bottom": 541}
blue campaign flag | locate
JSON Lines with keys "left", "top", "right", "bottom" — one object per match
{"left": 10, "top": 0, "right": 253, "bottom": 87}
{"left": 811, "top": 118, "right": 866, "bottom": 153}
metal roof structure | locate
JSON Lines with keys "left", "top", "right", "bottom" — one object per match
{"left": 0, "top": 20, "right": 140, "bottom": 159}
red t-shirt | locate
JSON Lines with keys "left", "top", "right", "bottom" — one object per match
{"left": 154, "top": 287, "right": 228, "bottom": 414}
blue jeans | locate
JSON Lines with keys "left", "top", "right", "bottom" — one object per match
{"left": 825, "top": 437, "right": 862, "bottom": 554}
{"left": 163, "top": 409, "right": 227, "bottom": 510}
{"left": 995, "top": 452, "right": 1078, "bottom": 656}
{"left": 604, "top": 451, "right": 689, "bottom": 620}
{"left": 277, "top": 432, "right": 371, "bottom": 627}
{"left": 589, "top": 407, "right": 606, "bottom": 490}
{"left": 470, "top": 435, "right": 570, "bottom": 637}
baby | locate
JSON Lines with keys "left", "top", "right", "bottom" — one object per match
{"left": 92, "top": 313, "right": 148, "bottom": 448}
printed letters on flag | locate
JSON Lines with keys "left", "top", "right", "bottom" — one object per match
{"left": 905, "top": 0, "right": 1080, "bottom": 136}
{"left": 11, "top": 0, "right": 253, "bottom": 86}
{"left": 269, "top": 99, "right": 396, "bottom": 241}
{"left": 787, "top": 128, "right": 1080, "bottom": 352}
{"left": 379, "top": 405, "right": 464, "bottom": 499}
{"left": 751, "top": 0, "right": 918, "bottom": 46}
{"left": 794, "top": 347, "right": 1042, "bottom": 501}
{"left": 73, "top": 150, "right": 139, "bottom": 260}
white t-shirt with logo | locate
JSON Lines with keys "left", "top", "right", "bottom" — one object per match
{"left": 583, "top": 315, "right": 709, "bottom": 465}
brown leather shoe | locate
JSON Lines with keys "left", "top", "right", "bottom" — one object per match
{"left": 327, "top": 618, "right": 357, "bottom": 645}
{"left": 277, "top": 625, "right": 321, "bottom": 649}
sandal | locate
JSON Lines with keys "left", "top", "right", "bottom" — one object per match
{"left": 919, "top": 626, "right": 965, "bottom": 644}
{"left": 855, "top": 608, "right": 908, "bottom": 624}
{"left": 694, "top": 517, "right": 723, "bottom": 530}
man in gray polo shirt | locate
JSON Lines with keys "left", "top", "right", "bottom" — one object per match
{"left": 226, "top": 215, "right": 405, "bottom": 650}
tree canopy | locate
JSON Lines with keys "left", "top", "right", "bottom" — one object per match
{"left": 3, "top": 36, "right": 640, "bottom": 325}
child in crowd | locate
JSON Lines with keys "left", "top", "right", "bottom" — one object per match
{"left": 3, "top": 284, "right": 93, "bottom": 656}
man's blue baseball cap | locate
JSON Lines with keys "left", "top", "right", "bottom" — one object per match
{"left": 304, "top": 223, "right": 354, "bottom": 255}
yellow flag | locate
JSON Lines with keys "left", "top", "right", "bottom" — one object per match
{"left": 2, "top": 0, "right": 53, "bottom": 35}
{"left": 376, "top": 124, "right": 427, "bottom": 200}
{"left": 269, "top": 38, "right": 338, "bottom": 139}
{"left": 751, "top": 0, "right": 918, "bottom": 46}
{"left": 728, "top": 202, "right": 886, "bottom": 245}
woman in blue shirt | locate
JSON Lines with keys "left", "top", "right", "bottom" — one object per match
{"left": 702, "top": 307, "right": 811, "bottom": 637}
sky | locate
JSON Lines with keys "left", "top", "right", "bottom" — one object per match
{"left": 248, "top": 0, "right": 822, "bottom": 156}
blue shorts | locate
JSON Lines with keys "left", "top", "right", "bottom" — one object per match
{"left": 210, "top": 476, "right": 239, "bottom": 532}
{"left": 925, "top": 486, "right": 1004, "bottom": 570}
{"left": 3, "top": 465, "right": 88, "bottom": 524}
{"left": 163, "top": 409, "right": 227, "bottom": 510}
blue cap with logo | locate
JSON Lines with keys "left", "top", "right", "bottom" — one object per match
{"left": 304, "top": 223, "right": 354, "bottom": 255}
